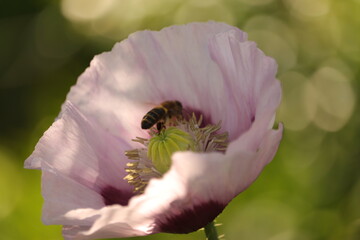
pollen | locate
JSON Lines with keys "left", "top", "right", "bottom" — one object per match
{"left": 124, "top": 113, "right": 228, "bottom": 194}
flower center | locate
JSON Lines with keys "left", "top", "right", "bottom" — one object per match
{"left": 148, "top": 127, "right": 195, "bottom": 174}
{"left": 124, "top": 113, "right": 228, "bottom": 194}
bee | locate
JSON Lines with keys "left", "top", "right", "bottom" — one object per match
{"left": 141, "top": 100, "right": 183, "bottom": 131}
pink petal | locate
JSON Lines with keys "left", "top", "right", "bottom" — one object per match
{"left": 62, "top": 22, "right": 248, "bottom": 139}
{"left": 26, "top": 22, "right": 283, "bottom": 239}
{"left": 62, "top": 206, "right": 151, "bottom": 239}
{"left": 152, "top": 125, "right": 283, "bottom": 233}
{"left": 26, "top": 102, "right": 135, "bottom": 224}
{"left": 63, "top": 21, "right": 278, "bottom": 144}
{"left": 62, "top": 124, "right": 282, "bottom": 239}
{"left": 208, "top": 31, "right": 279, "bottom": 141}
{"left": 41, "top": 167, "right": 103, "bottom": 226}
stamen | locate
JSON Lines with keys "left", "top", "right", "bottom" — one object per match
{"left": 124, "top": 113, "right": 228, "bottom": 194}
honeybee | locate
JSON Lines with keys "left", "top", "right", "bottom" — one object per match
{"left": 141, "top": 100, "right": 183, "bottom": 131}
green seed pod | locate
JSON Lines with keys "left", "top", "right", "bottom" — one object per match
{"left": 147, "top": 127, "right": 195, "bottom": 174}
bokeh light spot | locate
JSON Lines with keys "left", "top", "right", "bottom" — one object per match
{"left": 61, "top": 0, "right": 114, "bottom": 22}
{"left": 311, "top": 67, "right": 355, "bottom": 132}
{"left": 320, "top": 58, "right": 354, "bottom": 80}
{"left": 284, "top": 0, "right": 330, "bottom": 18}
{"left": 189, "top": 0, "right": 220, "bottom": 7}
{"left": 277, "top": 71, "right": 316, "bottom": 131}
{"left": 247, "top": 30, "right": 297, "bottom": 72}
{"left": 237, "top": 0, "right": 274, "bottom": 6}
{"left": 66, "top": 0, "right": 180, "bottom": 40}
{"left": 174, "top": 1, "right": 235, "bottom": 25}
{"left": 280, "top": 131, "right": 322, "bottom": 186}
{"left": 244, "top": 15, "right": 298, "bottom": 49}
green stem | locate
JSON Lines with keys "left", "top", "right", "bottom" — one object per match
{"left": 204, "top": 221, "right": 219, "bottom": 240}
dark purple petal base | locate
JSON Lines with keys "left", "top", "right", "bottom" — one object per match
{"left": 101, "top": 186, "right": 134, "bottom": 206}
{"left": 155, "top": 200, "right": 226, "bottom": 234}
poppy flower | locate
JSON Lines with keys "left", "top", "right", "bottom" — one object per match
{"left": 25, "top": 22, "right": 283, "bottom": 240}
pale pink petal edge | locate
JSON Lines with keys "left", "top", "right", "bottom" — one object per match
{"left": 61, "top": 123, "right": 283, "bottom": 239}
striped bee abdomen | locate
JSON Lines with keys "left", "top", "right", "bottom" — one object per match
{"left": 141, "top": 107, "right": 167, "bottom": 129}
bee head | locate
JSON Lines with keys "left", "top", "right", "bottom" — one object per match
{"left": 175, "top": 100, "right": 182, "bottom": 109}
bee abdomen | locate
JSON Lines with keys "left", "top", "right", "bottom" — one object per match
{"left": 141, "top": 107, "right": 166, "bottom": 129}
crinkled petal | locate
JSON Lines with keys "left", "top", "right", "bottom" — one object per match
{"left": 41, "top": 166, "right": 103, "bottom": 226}
{"left": 25, "top": 102, "right": 135, "bottom": 224}
{"left": 152, "top": 125, "right": 283, "bottom": 233}
{"left": 63, "top": 22, "right": 248, "bottom": 139}
{"left": 26, "top": 22, "right": 283, "bottom": 239}
{"left": 63, "top": 21, "right": 278, "bottom": 144}
{"left": 61, "top": 160, "right": 188, "bottom": 239}
{"left": 62, "top": 124, "right": 282, "bottom": 239}
{"left": 61, "top": 206, "right": 151, "bottom": 240}
{"left": 208, "top": 31, "right": 279, "bottom": 141}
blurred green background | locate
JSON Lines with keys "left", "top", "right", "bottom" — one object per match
{"left": 0, "top": 0, "right": 359, "bottom": 239}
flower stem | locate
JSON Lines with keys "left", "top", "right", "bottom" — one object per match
{"left": 204, "top": 221, "right": 219, "bottom": 240}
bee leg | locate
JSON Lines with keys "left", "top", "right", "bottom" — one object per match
{"left": 156, "top": 121, "right": 165, "bottom": 132}
{"left": 177, "top": 113, "right": 183, "bottom": 121}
